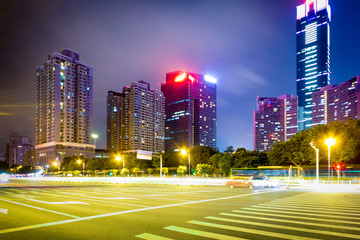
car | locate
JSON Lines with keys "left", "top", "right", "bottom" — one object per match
{"left": 0, "top": 173, "right": 10, "bottom": 183}
{"left": 247, "top": 176, "right": 281, "bottom": 189}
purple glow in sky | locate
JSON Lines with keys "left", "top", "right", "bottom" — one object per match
{"left": 0, "top": 0, "right": 359, "bottom": 152}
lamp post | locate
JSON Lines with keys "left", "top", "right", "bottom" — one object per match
{"left": 116, "top": 155, "right": 124, "bottom": 168}
{"left": 181, "top": 148, "right": 191, "bottom": 177}
{"left": 160, "top": 154, "right": 163, "bottom": 178}
{"left": 53, "top": 161, "right": 60, "bottom": 172}
{"left": 77, "top": 159, "right": 85, "bottom": 176}
{"left": 325, "top": 137, "right": 336, "bottom": 184}
{"left": 310, "top": 140, "right": 319, "bottom": 183}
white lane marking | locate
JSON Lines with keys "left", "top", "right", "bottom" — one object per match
{"left": 29, "top": 190, "right": 150, "bottom": 208}
{"left": 164, "top": 225, "right": 246, "bottom": 240}
{"left": 28, "top": 199, "right": 89, "bottom": 205}
{"left": 262, "top": 202, "right": 360, "bottom": 212}
{"left": 78, "top": 190, "right": 192, "bottom": 201}
{"left": 83, "top": 196, "right": 135, "bottom": 200}
{"left": 271, "top": 200, "right": 360, "bottom": 207}
{"left": 0, "top": 189, "right": 280, "bottom": 234}
{"left": 52, "top": 193, "right": 150, "bottom": 208}
{"left": 232, "top": 209, "right": 360, "bottom": 225}
{"left": 220, "top": 212, "right": 360, "bottom": 232}
{"left": 0, "top": 208, "right": 8, "bottom": 214}
{"left": 188, "top": 220, "right": 318, "bottom": 240}
{"left": 0, "top": 198, "right": 80, "bottom": 219}
{"left": 242, "top": 207, "right": 359, "bottom": 220}
{"left": 136, "top": 233, "right": 174, "bottom": 240}
{"left": 206, "top": 216, "right": 360, "bottom": 239}
{"left": 257, "top": 203, "right": 360, "bottom": 215}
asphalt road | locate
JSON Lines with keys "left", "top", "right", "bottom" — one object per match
{"left": 0, "top": 180, "right": 359, "bottom": 240}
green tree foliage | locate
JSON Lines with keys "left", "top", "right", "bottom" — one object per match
{"left": 162, "top": 167, "right": 168, "bottom": 176}
{"left": 218, "top": 153, "right": 232, "bottom": 177}
{"left": 177, "top": 165, "right": 187, "bottom": 176}
{"left": 196, "top": 164, "right": 212, "bottom": 177}
{"left": 121, "top": 168, "right": 129, "bottom": 176}
{"left": 163, "top": 150, "right": 180, "bottom": 167}
{"left": 147, "top": 168, "right": 153, "bottom": 176}
{"left": 132, "top": 167, "right": 140, "bottom": 177}
{"left": 269, "top": 120, "right": 360, "bottom": 166}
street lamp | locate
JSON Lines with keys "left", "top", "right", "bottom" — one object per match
{"left": 53, "top": 161, "right": 60, "bottom": 172}
{"left": 325, "top": 137, "right": 336, "bottom": 184}
{"left": 116, "top": 155, "right": 124, "bottom": 168}
{"left": 310, "top": 140, "right": 319, "bottom": 183}
{"left": 77, "top": 159, "right": 85, "bottom": 176}
{"left": 181, "top": 148, "right": 191, "bottom": 177}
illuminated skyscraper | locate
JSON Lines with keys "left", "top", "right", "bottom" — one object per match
{"left": 253, "top": 95, "right": 298, "bottom": 152}
{"left": 35, "top": 49, "right": 94, "bottom": 166}
{"left": 106, "top": 81, "right": 165, "bottom": 153}
{"left": 296, "top": 0, "right": 331, "bottom": 130}
{"left": 312, "top": 76, "right": 360, "bottom": 125}
{"left": 161, "top": 71, "right": 217, "bottom": 151}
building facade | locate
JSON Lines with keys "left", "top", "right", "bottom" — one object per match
{"left": 5, "top": 133, "right": 34, "bottom": 166}
{"left": 161, "top": 71, "right": 217, "bottom": 151}
{"left": 35, "top": 49, "right": 95, "bottom": 166}
{"left": 312, "top": 76, "right": 360, "bottom": 125}
{"left": 106, "top": 91, "right": 123, "bottom": 152}
{"left": 253, "top": 95, "right": 298, "bottom": 152}
{"left": 296, "top": 0, "right": 331, "bottom": 130}
{"left": 106, "top": 81, "right": 165, "bottom": 153}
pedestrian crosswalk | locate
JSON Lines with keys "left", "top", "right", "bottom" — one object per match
{"left": 136, "top": 193, "right": 360, "bottom": 239}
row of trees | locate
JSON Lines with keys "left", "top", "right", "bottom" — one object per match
{"left": 269, "top": 119, "right": 360, "bottom": 167}
{"left": 7, "top": 120, "right": 360, "bottom": 176}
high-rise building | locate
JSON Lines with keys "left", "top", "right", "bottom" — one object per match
{"left": 278, "top": 94, "right": 299, "bottom": 141}
{"left": 6, "top": 133, "right": 34, "bottom": 166}
{"left": 296, "top": 0, "right": 331, "bottom": 130}
{"left": 106, "top": 81, "right": 165, "bottom": 153}
{"left": 35, "top": 49, "right": 94, "bottom": 166}
{"left": 161, "top": 71, "right": 217, "bottom": 151}
{"left": 107, "top": 91, "right": 123, "bottom": 152}
{"left": 312, "top": 76, "right": 360, "bottom": 125}
{"left": 253, "top": 95, "right": 298, "bottom": 152}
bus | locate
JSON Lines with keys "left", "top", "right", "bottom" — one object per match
{"left": 230, "top": 166, "right": 297, "bottom": 180}
{"left": 231, "top": 165, "right": 360, "bottom": 180}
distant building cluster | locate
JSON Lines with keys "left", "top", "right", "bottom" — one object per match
{"left": 0, "top": 49, "right": 217, "bottom": 168}
{"left": 254, "top": 0, "right": 360, "bottom": 151}
{"left": 5, "top": 133, "right": 34, "bottom": 166}
{"left": 107, "top": 71, "right": 217, "bottom": 155}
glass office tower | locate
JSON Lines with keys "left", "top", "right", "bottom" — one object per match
{"left": 161, "top": 71, "right": 217, "bottom": 151}
{"left": 296, "top": 0, "right": 331, "bottom": 130}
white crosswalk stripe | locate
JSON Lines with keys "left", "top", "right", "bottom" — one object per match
{"left": 136, "top": 193, "right": 360, "bottom": 239}
{"left": 258, "top": 202, "right": 360, "bottom": 213}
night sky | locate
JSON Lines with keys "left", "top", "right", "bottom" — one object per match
{"left": 0, "top": 0, "right": 359, "bottom": 152}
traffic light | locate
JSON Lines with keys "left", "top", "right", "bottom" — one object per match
{"left": 335, "top": 163, "right": 341, "bottom": 171}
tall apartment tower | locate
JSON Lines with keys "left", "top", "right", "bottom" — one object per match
{"left": 312, "top": 76, "right": 360, "bottom": 125}
{"left": 35, "top": 49, "right": 95, "bottom": 166}
{"left": 296, "top": 0, "right": 331, "bottom": 131}
{"left": 253, "top": 95, "right": 298, "bottom": 152}
{"left": 161, "top": 71, "right": 217, "bottom": 151}
{"left": 106, "top": 81, "right": 165, "bottom": 153}
{"left": 106, "top": 91, "right": 123, "bottom": 152}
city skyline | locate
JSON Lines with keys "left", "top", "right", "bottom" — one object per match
{"left": 1, "top": 0, "right": 360, "bottom": 152}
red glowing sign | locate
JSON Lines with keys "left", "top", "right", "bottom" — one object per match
{"left": 174, "top": 72, "right": 186, "bottom": 82}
